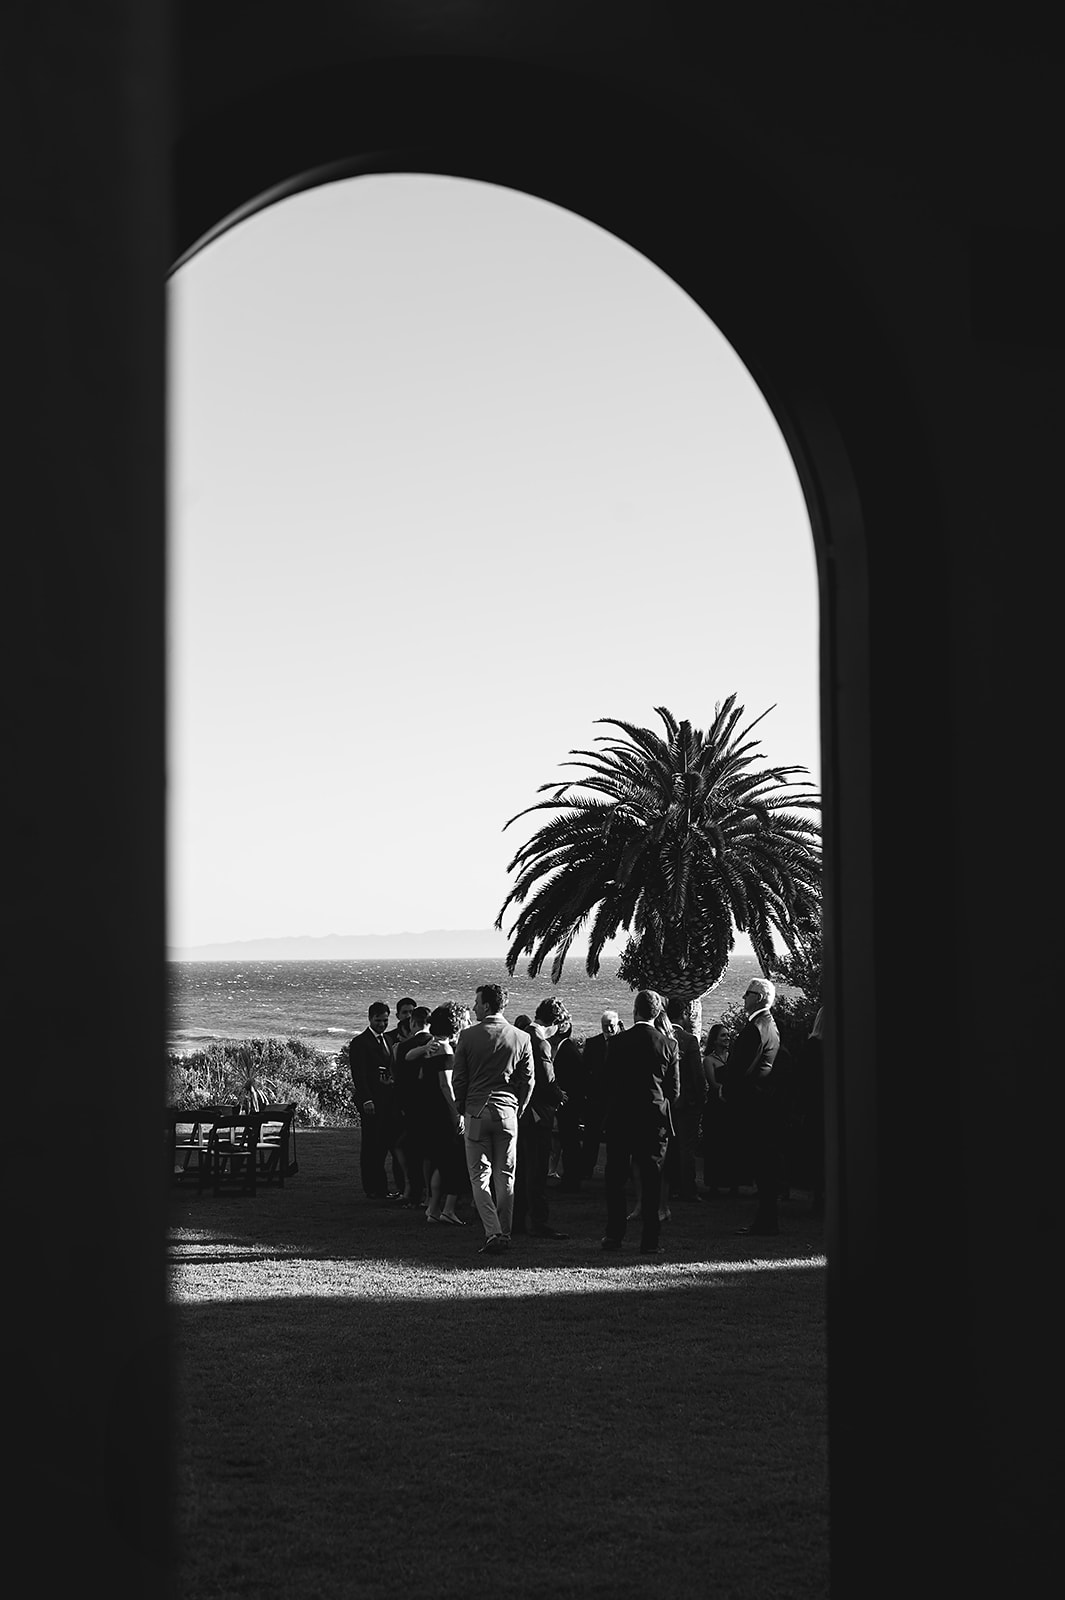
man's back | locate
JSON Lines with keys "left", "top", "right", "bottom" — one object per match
{"left": 452, "top": 1018, "right": 534, "bottom": 1115}
{"left": 607, "top": 1023, "right": 679, "bottom": 1121}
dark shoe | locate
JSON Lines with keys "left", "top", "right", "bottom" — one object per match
{"left": 479, "top": 1235, "right": 510, "bottom": 1254}
{"left": 531, "top": 1225, "right": 570, "bottom": 1240}
{"left": 600, "top": 1237, "right": 623, "bottom": 1251}
{"left": 639, "top": 1244, "right": 666, "bottom": 1256}
{"left": 736, "top": 1224, "right": 779, "bottom": 1236}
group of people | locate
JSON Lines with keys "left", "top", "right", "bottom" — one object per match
{"left": 347, "top": 977, "right": 824, "bottom": 1257}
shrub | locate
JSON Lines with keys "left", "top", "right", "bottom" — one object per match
{"left": 166, "top": 1038, "right": 358, "bottom": 1127}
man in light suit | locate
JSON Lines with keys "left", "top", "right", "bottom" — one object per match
{"left": 349, "top": 1001, "right": 401, "bottom": 1199}
{"left": 720, "top": 976, "right": 783, "bottom": 1236}
{"left": 451, "top": 982, "right": 534, "bottom": 1254}
{"left": 600, "top": 989, "right": 680, "bottom": 1256}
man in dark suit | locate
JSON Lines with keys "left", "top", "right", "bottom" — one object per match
{"left": 720, "top": 976, "right": 783, "bottom": 1236}
{"left": 385, "top": 997, "right": 417, "bottom": 1057}
{"left": 600, "top": 989, "right": 679, "bottom": 1256}
{"left": 349, "top": 1001, "right": 401, "bottom": 1199}
{"left": 580, "top": 1009, "right": 622, "bottom": 1177}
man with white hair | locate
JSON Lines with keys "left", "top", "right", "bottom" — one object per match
{"left": 720, "top": 975, "right": 783, "bottom": 1236}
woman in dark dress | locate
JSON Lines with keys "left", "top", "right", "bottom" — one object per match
{"left": 405, "top": 1001, "right": 467, "bottom": 1224}
{"left": 701, "top": 1022, "right": 740, "bottom": 1195}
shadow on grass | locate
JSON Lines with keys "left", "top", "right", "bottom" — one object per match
{"left": 170, "top": 1131, "right": 827, "bottom": 1598}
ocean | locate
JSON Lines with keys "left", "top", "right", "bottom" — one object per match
{"left": 167, "top": 952, "right": 768, "bottom": 1057}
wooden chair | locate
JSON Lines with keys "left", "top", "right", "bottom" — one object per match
{"left": 255, "top": 1102, "right": 299, "bottom": 1187}
{"left": 169, "top": 1105, "right": 236, "bottom": 1187}
{"left": 197, "top": 1112, "right": 265, "bottom": 1197}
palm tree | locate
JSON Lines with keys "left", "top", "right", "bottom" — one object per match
{"left": 495, "top": 698, "right": 821, "bottom": 1009}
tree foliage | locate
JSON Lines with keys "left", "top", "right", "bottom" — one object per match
{"left": 496, "top": 698, "right": 822, "bottom": 999}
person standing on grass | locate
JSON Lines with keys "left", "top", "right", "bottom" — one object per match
{"left": 552, "top": 1019, "right": 587, "bottom": 1192}
{"left": 349, "top": 1001, "right": 403, "bottom": 1200}
{"left": 393, "top": 1005, "right": 434, "bottom": 1208}
{"left": 600, "top": 989, "right": 679, "bottom": 1257}
{"left": 513, "top": 996, "right": 571, "bottom": 1240}
{"left": 404, "top": 1001, "right": 469, "bottom": 1225}
{"left": 720, "top": 976, "right": 783, "bottom": 1236}
{"left": 580, "top": 1009, "right": 622, "bottom": 1177}
{"left": 700, "top": 1022, "right": 738, "bottom": 1196}
{"left": 451, "top": 983, "right": 534, "bottom": 1255}
{"left": 664, "top": 996, "right": 708, "bottom": 1203}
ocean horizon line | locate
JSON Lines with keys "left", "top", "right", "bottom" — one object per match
{"left": 168, "top": 929, "right": 756, "bottom": 963}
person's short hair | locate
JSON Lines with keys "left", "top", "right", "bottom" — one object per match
{"left": 601, "top": 1009, "right": 620, "bottom": 1030}
{"left": 429, "top": 1001, "right": 465, "bottom": 1039}
{"left": 396, "top": 997, "right": 417, "bottom": 1011}
{"left": 632, "top": 989, "right": 663, "bottom": 1021}
{"left": 534, "top": 996, "right": 570, "bottom": 1028}
{"left": 513, "top": 1014, "right": 533, "bottom": 1033}
{"left": 368, "top": 1001, "right": 389, "bottom": 1020}
{"left": 476, "top": 982, "right": 506, "bottom": 1014}
{"left": 411, "top": 1005, "right": 433, "bottom": 1028}
{"left": 666, "top": 995, "right": 695, "bottom": 1028}
{"left": 745, "top": 977, "right": 776, "bottom": 1008}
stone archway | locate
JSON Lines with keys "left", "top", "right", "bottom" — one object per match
{"left": 170, "top": 54, "right": 912, "bottom": 1590}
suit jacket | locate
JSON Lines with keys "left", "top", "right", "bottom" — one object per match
{"left": 524, "top": 1024, "right": 565, "bottom": 1122}
{"left": 349, "top": 1025, "right": 395, "bottom": 1108}
{"left": 384, "top": 1022, "right": 415, "bottom": 1058}
{"left": 720, "top": 1009, "right": 780, "bottom": 1098}
{"left": 451, "top": 1015, "right": 534, "bottom": 1118}
{"left": 582, "top": 1031, "right": 614, "bottom": 1109}
{"left": 603, "top": 1020, "right": 679, "bottom": 1138}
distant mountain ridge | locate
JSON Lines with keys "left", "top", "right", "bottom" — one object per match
{"left": 169, "top": 928, "right": 522, "bottom": 961}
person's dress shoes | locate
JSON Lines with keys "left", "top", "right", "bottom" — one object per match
{"left": 600, "top": 1237, "right": 623, "bottom": 1251}
{"left": 531, "top": 1225, "right": 569, "bottom": 1239}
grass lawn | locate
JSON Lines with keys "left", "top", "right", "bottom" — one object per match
{"left": 170, "top": 1129, "right": 828, "bottom": 1599}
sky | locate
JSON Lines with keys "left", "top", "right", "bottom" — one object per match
{"left": 167, "top": 173, "right": 819, "bottom": 953}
